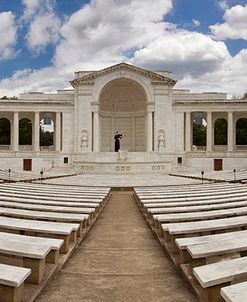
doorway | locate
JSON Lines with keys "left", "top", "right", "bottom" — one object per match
{"left": 214, "top": 159, "right": 223, "bottom": 171}
{"left": 23, "top": 159, "right": 32, "bottom": 171}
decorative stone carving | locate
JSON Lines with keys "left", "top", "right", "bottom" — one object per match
{"left": 81, "top": 130, "right": 88, "bottom": 150}
{"left": 118, "top": 150, "right": 128, "bottom": 162}
{"left": 158, "top": 130, "right": 165, "bottom": 151}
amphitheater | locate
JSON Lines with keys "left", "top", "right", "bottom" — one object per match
{"left": 1, "top": 63, "right": 247, "bottom": 301}
{"left": 0, "top": 169, "right": 246, "bottom": 302}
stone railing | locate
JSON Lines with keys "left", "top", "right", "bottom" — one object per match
{"left": 40, "top": 146, "right": 55, "bottom": 151}
{"left": 214, "top": 145, "right": 227, "bottom": 152}
{"left": 0, "top": 145, "right": 10, "bottom": 151}
{"left": 19, "top": 145, "right": 33, "bottom": 151}
{"left": 236, "top": 145, "right": 247, "bottom": 151}
{"left": 192, "top": 145, "right": 206, "bottom": 151}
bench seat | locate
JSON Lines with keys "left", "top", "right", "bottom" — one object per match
{"left": 0, "top": 216, "right": 79, "bottom": 253}
{"left": 193, "top": 257, "right": 247, "bottom": 302}
{"left": 161, "top": 216, "right": 247, "bottom": 244}
{"left": 0, "top": 192, "right": 103, "bottom": 203}
{"left": 176, "top": 230, "right": 247, "bottom": 250}
{"left": 185, "top": 236, "right": 247, "bottom": 265}
{"left": 0, "top": 231, "right": 63, "bottom": 264}
{"left": 144, "top": 196, "right": 247, "bottom": 208}
{"left": 0, "top": 240, "right": 51, "bottom": 284}
{"left": 153, "top": 206, "right": 247, "bottom": 223}
{"left": 221, "top": 281, "right": 247, "bottom": 302}
{"left": 139, "top": 189, "right": 247, "bottom": 201}
{"left": 0, "top": 201, "right": 95, "bottom": 214}
{"left": 0, "top": 263, "right": 31, "bottom": 302}
{"left": 150, "top": 199, "right": 247, "bottom": 214}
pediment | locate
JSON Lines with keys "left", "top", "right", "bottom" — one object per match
{"left": 70, "top": 63, "right": 177, "bottom": 87}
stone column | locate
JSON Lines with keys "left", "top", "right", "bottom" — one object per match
{"left": 93, "top": 111, "right": 100, "bottom": 152}
{"left": 206, "top": 112, "right": 212, "bottom": 152}
{"left": 55, "top": 112, "right": 61, "bottom": 152}
{"left": 227, "top": 111, "right": 234, "bottom": 151}
{"left": 185, "top": 112, "right": 191, "bottom": 152}
{"left": 33, "top": 112, "right": 40, "bottom": 152}
{"left": 12, "top": 112, "right": 19, "bottom": 152}
{"left": 147, "top": 111, "right": 153, "bottom": 152}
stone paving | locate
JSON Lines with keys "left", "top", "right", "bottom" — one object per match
{"left": 42, "top": 173, "right": 202, "bottom": 187}
{"left": 36, "top": 190, "right": 197, "bottom": 302}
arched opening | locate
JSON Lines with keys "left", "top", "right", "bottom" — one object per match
{"left": 99, "top": 78, "right": 147, "bottom": 151}
{"left": 236, "top": 118, "right": 247, "bottom": 145}
{"left": 192, "top": 112, "right": 206, "bottom": 150}
{"left": 214, "top": 118, "right": 227, "bottom": 145}
{"left": 19, "top": 118, "right": 32, "bottom": 145}
{"left": 0, "top": 118, "right": 11, "bottom": 145}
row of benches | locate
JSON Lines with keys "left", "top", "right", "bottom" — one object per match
{"left": 134, "top": 183, "right": 247, "bottom": 302}
{"left": 0, "top": 182, "right": 110, "bottom": 302}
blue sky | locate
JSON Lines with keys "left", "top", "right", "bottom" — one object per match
{"left": 0, "top": 0, "right": 247, "bottom": 97}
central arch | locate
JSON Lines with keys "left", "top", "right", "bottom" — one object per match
{"left": 99, "top": 78, "right": 147, "bottom": 152}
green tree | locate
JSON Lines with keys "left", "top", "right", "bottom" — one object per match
{"left": 214, "top": 118, "right": 227, "bottom": 145}
{"left": 241, "top": 92, "right": 247, "bottom": 100}
{"left": 19, "top": 118, "right": 32, "bottom": 145}
{"left": 236, "top": 118, "right": 247, "bottom": 145}
{"left": 193, "top": 123, "right": 206, "bottom": 146}
{"left": 0, "top": 118, "right": 10, "bottom": 145}
{"left": 40, "top": 129, "right": 54, "bottom": 146}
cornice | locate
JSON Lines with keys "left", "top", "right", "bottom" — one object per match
{"left": 70, "top": 62, "right": 177, "bottom": 88}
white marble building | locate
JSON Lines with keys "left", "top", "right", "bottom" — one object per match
{"left": 0, "top": 62, "right": 247, "bottom": 173}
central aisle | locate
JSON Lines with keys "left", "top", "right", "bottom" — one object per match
{"left": 36, "top": 190, "right": 197, "bottom": 302}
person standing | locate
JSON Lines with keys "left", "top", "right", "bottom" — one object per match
{"left": 114, "top": 131, "right": 122, "bottom": 152}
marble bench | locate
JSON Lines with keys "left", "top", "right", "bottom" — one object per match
{"left": 135, "top": 184, "right": 243, "bottom": 196}
{"left": 0, "top": 231, "right": 63, "bottom": 264}
{"left": 0, "top": 216, "right": 79, "bottom": 253}
{"left": 0, "top": 197, "right": 100, "bottom": 208}
{"left": 143, "top": 195, "right": 247, "bottom": 208}
{"left": 176, "top": 229, "right": 247, "bottom": 250}
{"left": 162, "top": 215, "right": 247, "bottom": 243}
{"left": 149, "top": 199, "right": 247, "bottom": 214}
{"left": 142, "top": 191, "right": 247, "bottom": 203}
{"left": 221, "top": 281, "right": 247, "bottom": 302}
{"left": 0, "top": 263, "right": 31, "bottom": 302}
{"left": 0, "top": 191, "right": 103, "bottom": 202}
{"left": 0, "top": 186, "right": 108, "bottom": 196}
{"left": 0, "top": 207, "right": 88, "bottom": 239}
{"left": 3, "top": 183, "right": 110, "bottom": 194}
{"left": 0, "top": 239, "right": 51, "bottom": 284}
{"left": 0, "top": 200, "right": 95, "bottom": 215}
{"left": 193, "top": 256, "right": 247, "bottom": 302}
{"left": 184, "top": 236, "right": 247, "bottom": 265}
{"left": 153, "top": 206, "right": 247, "bottom": 225}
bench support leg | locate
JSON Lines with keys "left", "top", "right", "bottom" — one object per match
{"left": 23, "top": 257, "right": 46, "bottom": 285}
{"left": 0, "top": 283, "right": 24, "bottom": 302}
{"left": 201, "top": 282, "right": 230, "bottom": 302}
{"left": 46, "top": 250, "right": 59, "bottom": 264}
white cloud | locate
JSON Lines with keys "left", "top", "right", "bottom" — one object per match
{"left": 26, "top": 13, "right": 61, "bottom": 53}
{"left": 177, "top": 48, "right": 247, "bottom": 97}
{"left": 0, "top": 12, "right": 17, "bottom": 60}
{"left": 211, "top": 4, "right": 247, "bottom": 40}
{"left": 0, "top": 0, "right": 247, "bottom": 98}
{"left": 218, "top": 0, "right": 228, "bottom": 10}
{"left": 192, "top": 19, "right": 200, "bottom": 27}
{"left": 132, "top": 30, "right": 230, "bottom": 78}
{"left": 55, "top": 0, "right": 173, "bottom": 67}
{"left": 21, "top": 0, "right": 61, "bottom": 53}
{"left": 21, "top": 0, "right": 55, "bottom": 21}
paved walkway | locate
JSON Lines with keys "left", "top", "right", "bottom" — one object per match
{"left": 36, "top": 191, "right": 197, "bottom": 302}
{"left": 42, "top": 173, "right": 202, "bottom": 187}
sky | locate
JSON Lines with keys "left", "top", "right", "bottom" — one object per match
{"left": 0, "top": 0, "right": 247, "bottom": 98}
